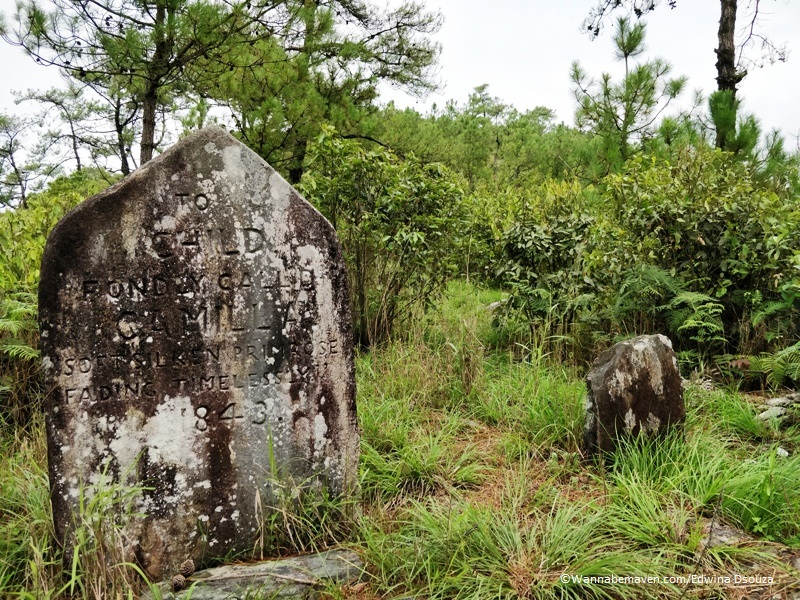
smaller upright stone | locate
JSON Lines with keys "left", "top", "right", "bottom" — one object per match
{"left": 584, "top": 334, "right": 685, "bottom": 456}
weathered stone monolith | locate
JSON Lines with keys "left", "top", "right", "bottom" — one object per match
{"left": 584, "top": 334, "right": 684, "bottom": 456}
{"left": 38, "top": 127, "right": 358, "bottom": 580}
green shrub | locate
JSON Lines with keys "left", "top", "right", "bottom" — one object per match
{"left": 495, "top": 145, "right": 800, "bottom": 370}
{"left": 0, "top": 170, "right": 112, "bottom": 427}
{"left": 301, "top": 127, "right": 464, "bottom": 347}
{"left": 605, "top": 147, "right": 800, "bottom": 356}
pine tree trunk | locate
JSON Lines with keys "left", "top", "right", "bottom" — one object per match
{"left": 288, "top": 138, "right": 307, "bottom": 184}
{"left": 140, "top": 0, "right": 170, "bottom": 165}
{"left": 715, "top": 0, "right": 738, "bottom": 92}
{"left": 140, "top": 91, "right": 158, "bottom": 165}
{"left": 113, "top": 97, "right": 131, "bottom": 175}
{"left": 714, "top": 0, "right": 740, "bottom": 148}
{"left": 286, "top": 0, "right": 318, "bottom": 184}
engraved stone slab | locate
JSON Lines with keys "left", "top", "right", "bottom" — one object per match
{"left": 38, "top": 127, "right": 358, "bottom": 580}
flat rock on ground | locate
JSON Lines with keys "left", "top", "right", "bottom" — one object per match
{"left": 757, "top": 393, "right": 800, "bottom": 425}
{"left": 146, "top": 549, "right": 363, "bottom": 600}
{"left": 697, "top": 519, "right": 800, "bottom": 599}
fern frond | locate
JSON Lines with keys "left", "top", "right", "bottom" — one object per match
{"left": 666, "top": 291, "right": 722, "bottom": 310}
{"left": 665, "top": 307, "right": 692, "bottom": 332}
{"left": 0, "top": 340, "right": 40, "bottom": 360}
{"left": 663, "top": 291, "right": 726, "bottom": 347}
{"left": 752, "top": 300, "right": 793, "bottom": 326}
{"left": 615, "top": 264, "right": 684, "bottom": 315}
{"left": 569, "top": 293, "right": 597, "bottom": 310}
{"left": 749, "top": 342, "right": 800, "bottom": 389}
{"left": 0, "top": 318, "right": 25, "bottom": 336}
{"left": 775, "top": 341, "right": 800, "bottom": 364}
{"left": 0, "top": 293, "right": 39, "bottom": 344}
{"left": 678, "top": 319, "right": 725, "bottom": 337}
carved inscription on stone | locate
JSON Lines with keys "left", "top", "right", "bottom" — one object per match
{"left": 38, "top": 127, "right": 358, "bottom": 581}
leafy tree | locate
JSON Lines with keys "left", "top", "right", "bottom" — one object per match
{"left": 495, "top": 106, "right": 559, "bottom": 181}
{"left": 300, "top": 126, "right": 463, "bottom": 347}
{"left": 444, "top": 85, "right": 512, "bottom": 188}
{"left": 571, "top": 17, "right": 687, "bottom": 173}
{"left": 369, "top": 102, "right": 447, "bottom": 162}
{"left": 374, "top": 88, "right": 572, "bottom": 190}
{"left": 4, "top": 0, "right": 282, "bottom": 165}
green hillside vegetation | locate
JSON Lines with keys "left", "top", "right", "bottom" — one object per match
{"left": 1, "top": 3, "right": 800, "bottom": 598}
{"left": 2, "top": 284, "right": 800, "bottom": 598}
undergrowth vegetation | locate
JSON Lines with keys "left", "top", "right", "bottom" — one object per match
{"left": 0, "top": 170, "right": 113, "bottom": 427}
{"left": 492, "top": 147, "right": 800, "bottom": 373}
{"left": 1, "top": 281, "right": 800, "bottom": 598}
{"left": 350, "top": 283, "right": 800, "bottom": 600}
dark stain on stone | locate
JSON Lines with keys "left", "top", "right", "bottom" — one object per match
{"left": 318, "top": 377, "right": 341, "bottom": 457}
{"left": 290, "top": 381, "right": 302, "bottom": 405}
{"left": 291, "top": 409, "right": 307, "bottom": 425}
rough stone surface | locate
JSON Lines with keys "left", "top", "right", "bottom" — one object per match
{"left": 147, "top": 549, "right": 363, "bottom": 600}
{"left": 758, "top": 406, "right": 788, "bottom": 421}
{"left": 697, "top": 520, "right": 757, "bottom": 552}
{"left": 39, "top": 127, "right": 359, "bottom": 580}
{"left": 765, "top": 396, "right": 796, "bottom": 408}
{"left": 754, "top": 393, "right": 800, "bottom": 431}
{"left": 584, "top": 334, "right": 685, "bottom": 455}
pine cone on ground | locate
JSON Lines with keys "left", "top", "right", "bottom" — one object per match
{"left": 171, "top": 574, "right": 186, "bottom": 592}
{"left": 179, "top": 558, "right": 195, "bottom": 577}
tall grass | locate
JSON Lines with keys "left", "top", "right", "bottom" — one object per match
{"left": 351, "top": 281, "right": 800, "bottom": 598}
{"left": 2, "top": 281, "right": 800, "bottom": 597}
{"left": 473, "top": 357, "right": 584, "bottom": 453}
{"left": 0, "top": 420, "right": 154, "bottom": 599}
{"left": 0, "top": 420, "right": 52, "bottom": 596}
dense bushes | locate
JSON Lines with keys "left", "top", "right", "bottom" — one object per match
{"left": 301, "top": 127, "right": 465, "bottom": 347}
{"left": 494, "top": 146, "right": 800, "bottom": 374}
{"left": 0, "top": 170, "right": 112, "bottom": 427}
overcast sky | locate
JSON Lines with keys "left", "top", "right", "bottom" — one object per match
{"left": 382, "top": 0, "right": 800, "bottom": 141}
{"left": 1, "top": 0, "right": 799, "bottom": 142}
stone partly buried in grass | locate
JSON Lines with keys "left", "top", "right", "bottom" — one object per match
{"left": 149, "top": 548, "right": 364, "bottom": 600}
{"left": 583, "top": 334, "right": 685, "bottom": 456}
{"left": 38, "top": 126, "right": 359, "bottom": 581}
